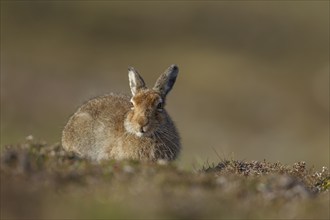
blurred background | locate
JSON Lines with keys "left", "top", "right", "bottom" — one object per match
{"left": 1, "top": 1, "right": 329, "bottom": 169}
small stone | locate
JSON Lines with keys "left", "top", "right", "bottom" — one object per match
{"left": 25, "top": 135, "right": 34, "bottom": 141}
{"left": 123, "top": 165, "right": 135, "bottom": 174}
{"left": 157, "top": 159, "right": 168, "bottom": 165}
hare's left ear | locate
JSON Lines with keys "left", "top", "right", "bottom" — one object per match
{"left": 153, "top": 64, "right": 179, "bottom": 97}
{"left": 128, "top": 67, "right": 146, "bottom": 96}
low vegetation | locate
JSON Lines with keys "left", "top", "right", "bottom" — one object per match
{"left": 1, "top": 139, "right": 329, "bottom": 219}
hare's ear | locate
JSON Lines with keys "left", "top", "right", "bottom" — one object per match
{"left": 153, "top": 64, "right": 179, "bottom": 97}
{"left": 128, "top": 67, "right": 146, "bottom": 96}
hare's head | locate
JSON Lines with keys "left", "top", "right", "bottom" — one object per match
{"left": 124, "top": 65, "right": 179, "bottom": 137}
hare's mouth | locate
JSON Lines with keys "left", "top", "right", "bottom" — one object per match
{"left": 135, "top": 129, "right": 154, "bottom": 138}
{"left": 136, "top": 132, "right": 145, "bottom": 137}
{"left": 125, "top": 125, "right": 153, "bottom": 137}
{"left": 124, "top": 119, "right": 155, "bottom": 137}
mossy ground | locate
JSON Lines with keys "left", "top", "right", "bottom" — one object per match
{"left": 1, "top": 140, "right": 329, "bottom": 219}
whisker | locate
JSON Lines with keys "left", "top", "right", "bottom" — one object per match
{"left": 154, "top": 130, "right": 179, "bottom": 159}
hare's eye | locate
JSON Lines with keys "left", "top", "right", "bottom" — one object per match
{"left": 157, "top": 102, "right": 163, "bottom": 110}
{"left": 130, "top": 100, "right": 134, "bottom": 110}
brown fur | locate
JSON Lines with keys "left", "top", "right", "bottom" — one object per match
{"left": 62, "top": 65, "right": 181, "bottom": 162}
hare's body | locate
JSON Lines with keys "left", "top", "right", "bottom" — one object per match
{"left": 62, "top": 65, "right": 181, "bottom": 162}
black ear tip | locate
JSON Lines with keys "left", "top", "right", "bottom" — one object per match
{"left": 170, "top": 64, "right": 178, "bottom": 71}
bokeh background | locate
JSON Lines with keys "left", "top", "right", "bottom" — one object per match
{"left": 1, "top": 1, "right": 329, "bottom": 169}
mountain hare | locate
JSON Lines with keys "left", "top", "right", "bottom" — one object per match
{"left": 62, "top": 65, "right": 181, "bottom": 162}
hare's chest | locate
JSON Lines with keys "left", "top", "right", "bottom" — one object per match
{"left": 107, "top": 136, "right": 157, "bottom": 160}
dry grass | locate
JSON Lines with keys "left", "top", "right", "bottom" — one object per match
{"left": 1, "top": 140, "right": 329, "bottom": 219}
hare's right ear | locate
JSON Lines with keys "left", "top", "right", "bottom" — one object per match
{"left": 128, "top": 67, "right": 146, "bottom": 96}
{"left": 153, "top": 64, "right": 179, "bottom": 98}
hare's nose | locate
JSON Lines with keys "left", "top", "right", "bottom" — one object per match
{"left": 140, "top": 122, "right": 149, "bottom": 133}
{"left": 140, "top": 127, "right": 146, "bottom": 133}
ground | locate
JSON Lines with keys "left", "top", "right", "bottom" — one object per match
{"left": 1, "top": 140, "right": 329, "bottom": 219}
